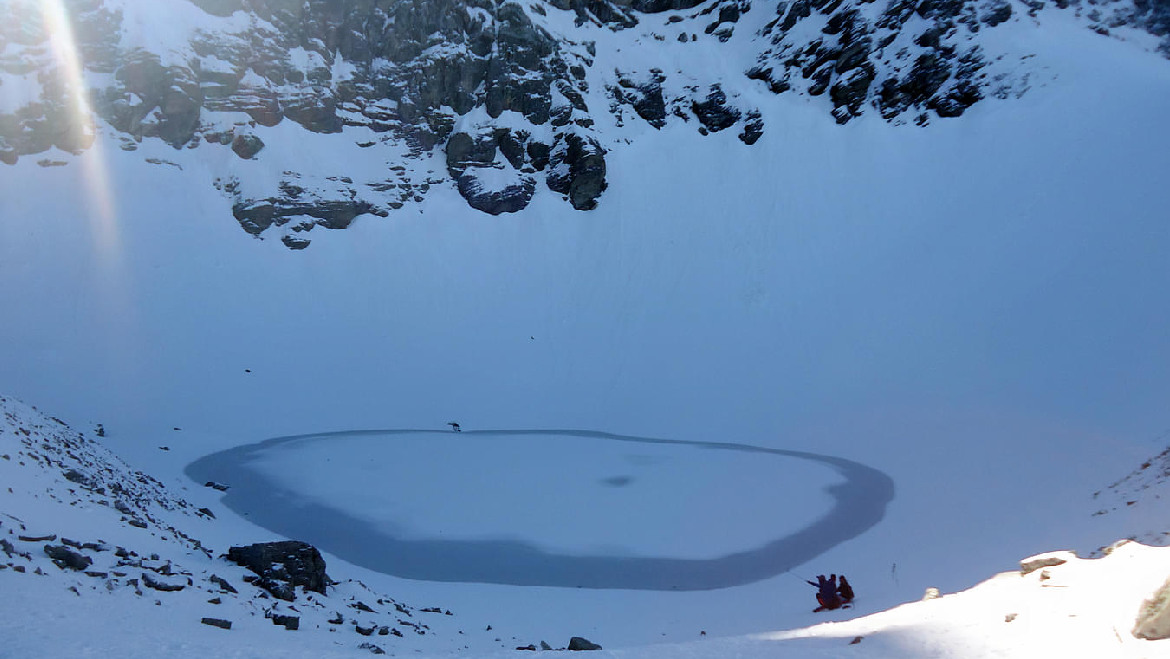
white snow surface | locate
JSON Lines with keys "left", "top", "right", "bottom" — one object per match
{"left": 2, "top": 0, "right": 1170, "bottom": 657}
{"left": 3, "top": 396, "right": 1169, "bottom": 659}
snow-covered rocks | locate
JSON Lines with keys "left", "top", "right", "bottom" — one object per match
{"left": 226, "top": 540, "right": 330, "bottom": 599}
{"left": 1019, "top": 550, "right": 1073, "bottom": 576}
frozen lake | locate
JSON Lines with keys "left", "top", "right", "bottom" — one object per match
{"left": 186, "top": 429, "right": 895, "bottom": 590}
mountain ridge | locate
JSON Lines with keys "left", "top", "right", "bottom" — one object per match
{"left": 2, "top": 0, "right": 1167, "bottom": 247}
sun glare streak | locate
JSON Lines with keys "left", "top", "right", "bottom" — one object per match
{"left": 40, "top": 0, "right": 120, "bottom": 256}
{"left": 37, "top": 0, "right": 140, "bottom": 383}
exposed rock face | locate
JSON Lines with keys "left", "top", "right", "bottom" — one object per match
{"left": 0, "top": 0, "right": 1166, "bottom": 246}
{"left": 692, "top": 85, "right": 741, "bottom": 133}
{"left": 546, "top": 133, "right": 607, "bottom": 210}
{"left": 227, "top": 540, "right": 329, "bottom": 598}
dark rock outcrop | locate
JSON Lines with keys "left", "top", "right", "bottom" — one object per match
{"left": 457, "top": 171, "right": 538, "bottom": 215}
{"left": 227, "top": 540, "right": 329, "bottom": 598}
{"left": 691, "top": 85, "right": 741, "bottom": 132}
{"left": 547, "top": 134, "right": 607, "bottom": 210}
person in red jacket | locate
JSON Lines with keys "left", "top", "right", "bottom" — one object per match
{"left": 806, "top": 574, "right": 843, "bottom": 611}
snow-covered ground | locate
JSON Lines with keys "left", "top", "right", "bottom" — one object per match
{"left": 2, "top": 0, "right": 1170, "bottom": 656}
{"left": 3, "top": 396, "right": 1169, "bottom": 658}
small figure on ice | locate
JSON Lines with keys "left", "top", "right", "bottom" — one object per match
{"left": 447, "top": 422, "right": 461, "bottom": 432}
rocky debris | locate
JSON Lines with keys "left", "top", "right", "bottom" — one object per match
{"left": 203, "top": 481, "right": 229, "bottom": 491}
{"left": 227, "top": 540, "right": 329, "bottom": 598}
{"left": 43, "top": 545, "right": 93, "bottom": 571}
{"left": 517, "top": 644, "right": 537, "bottom": 650}
{"left": 568, "top": 636, "right": 602, "bottom": 650}
{"left": 358, "top": 643, "right": 386, "bottom": 655}
{"left": 201, "top": 617, "right": 232, "bottom": 630}
{"left": 1133, "top": 574, "right": 1170, "bottom": 639}
{"left": 922, "top": 587, "right": 941, "bottom": 600}
{"left": 0, "top": 538, "right": 24, "bottom": 558}
{"left": 1019, "top": 551, "right": 1072, "bottom": 576}
{"left": 61, "top": 538, "right": 106, "bottom": 552}
{"left": 541, "top": 640, "right": 553, "bottom": 650}
{"left": 63, "top": 469, "right": 91, "bottom": 485}
{"left": 2, "top": 395, "right": 479, "bottom": 655}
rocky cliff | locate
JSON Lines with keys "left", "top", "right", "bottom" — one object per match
{"left": 1, "top": 0, "right": 1166, "bottom": 247}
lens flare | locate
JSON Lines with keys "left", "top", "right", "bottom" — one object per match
{"left": 39, "top": 0, "right": 120, "bottom": 256}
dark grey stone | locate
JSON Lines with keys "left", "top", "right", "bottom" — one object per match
{"left": 43, "top": 545, "right": 93, "bottom": 571}
{"left": 201, "top": 617, "right": 232, "bottom": 630}
{"left": 568, "top": 636, "right": 602, "bottom": 650}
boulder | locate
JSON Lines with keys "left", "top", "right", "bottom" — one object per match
{"left": 227, "top": 540, "right": 328, "bottom": 596}
{"left": 231, "top": 134, "right": 265, "bottom": 159}
{"left": 1019, "top": 551, "right": 1073, "bottom": 576}
{"left": 568, "top": 636, "right": 602, "bottom": 650}
{"left": 209, "top": 574, "right": 238, "bottom": 593}
{"left": 142, "top": 572, "right": 186, "bottom": 592}
{"left": 201, "top": 617, "right": 232, "bottom": 630}
{"left": 1133, "top": 575, "right": 1170, "bottom": 640}
{"left": 43, "top": 545, "right": 92, "bottom": 571}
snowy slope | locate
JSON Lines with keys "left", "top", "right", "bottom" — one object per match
{"left": 4, "top": 396, "right": 1170, "bottom": 659}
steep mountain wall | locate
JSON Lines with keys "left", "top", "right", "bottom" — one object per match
{"left": 1, "top": 0, "right": 1166, "bottom": 246}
